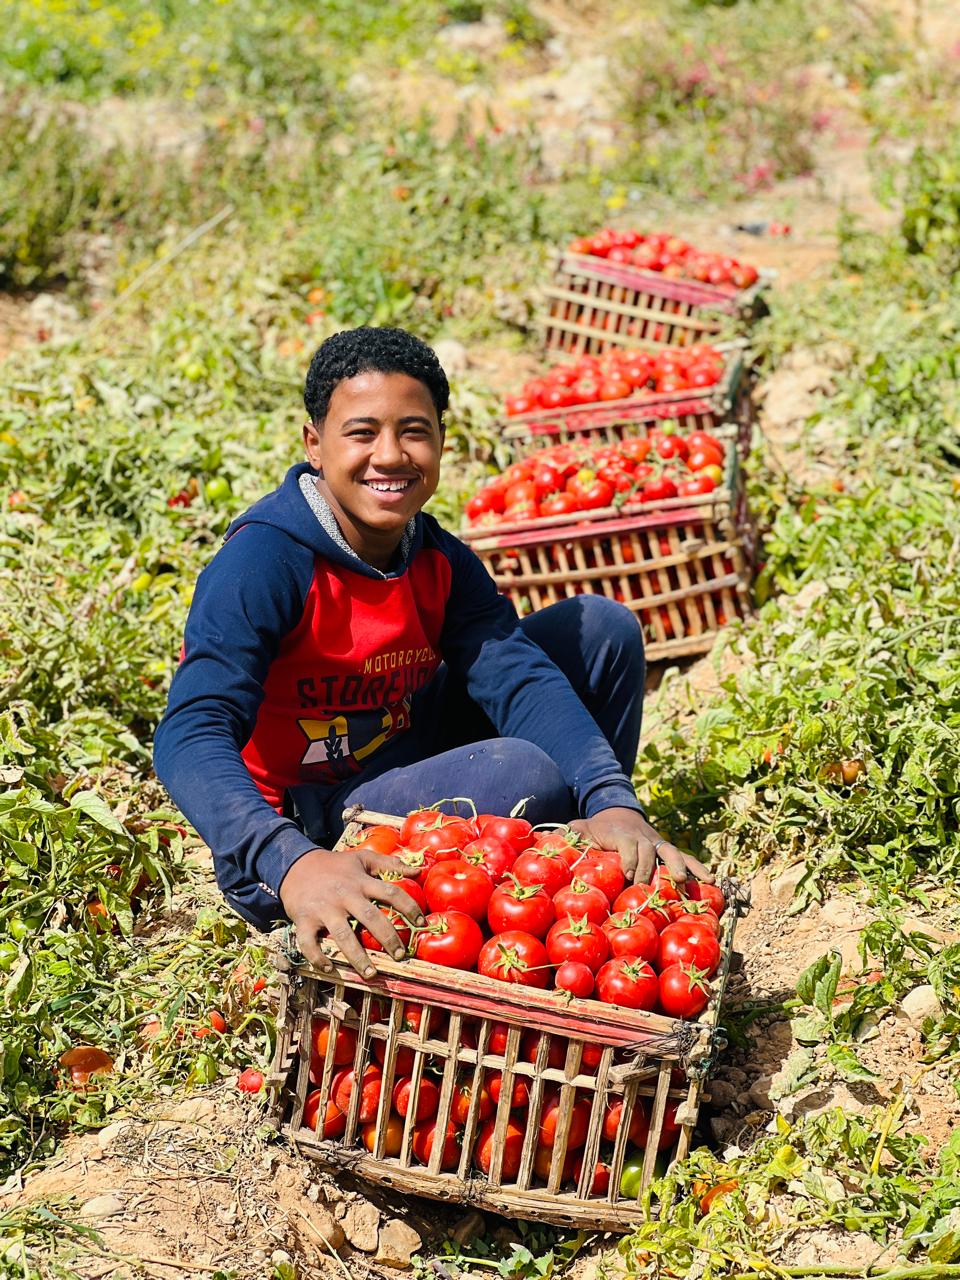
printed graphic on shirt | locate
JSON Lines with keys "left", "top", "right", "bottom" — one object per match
{"left": 297, "top": 699, "right": 411, "bottom": 780}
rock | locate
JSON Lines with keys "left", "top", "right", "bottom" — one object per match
{"left": 432, "top": 338, "right": 469, "bottom": 375}
{"left": 767, "top": 862, "right": 807, "bottom": 904}
{"left": 707, "top": 1080, "right": 737, "bottom": 1108}
{"left": 302, "top": 1205, "right": 344, "bottom": 1251}
{"left": 375, "top": 1219, "right": 422, "bottom": 1269}
{"left": 749, "top": 1076, "right": 775, "bottom": 1109}
{"left": 897, "top": 984, "right": 942, "bottom": 1028}
{"left": 80, "top": 1195, "right": 125, "bottom": 1218}
{"left": 96, "top": 1121, "right": 131, "bottom": 1152}
{"left": 493, "top": 1225, "right": 522, "bottom": 1251}
{"left": 450, "top": 1211, "right": 485, "bottom": 1247}
{"left": 438, "top": 18, "right": 507, "bottom": 56}
{"left": 271, "top": 1251, "right": 292, "bottom": 1267}
{"left": 818, "top": 896, "right": 864, "bottom": 927}
{"left": 726, "top": 1068, "right": 747, "bottom": 1086}
{"left": 339, "top": 1201, "right": 380, "bottom": 1252}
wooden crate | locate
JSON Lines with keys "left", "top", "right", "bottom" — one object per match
{"left": 268, "top": 812, "right": 744, "bottom": 1232}
{"left": 503, "top": 342, "right": 753, "bottom": 456}
{"left": 540, "top": 250, "right": 770, "bottom": 356}
{"left": 462, "top": 443, "right": 752, "bottom": 662}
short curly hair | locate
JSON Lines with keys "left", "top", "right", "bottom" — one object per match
{"left": 303, "top": 326, "right": 450, "bottom": 426}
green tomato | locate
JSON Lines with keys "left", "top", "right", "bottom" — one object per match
{"left": 7, "top": 914, "right": 43, "bottom": 941}
{"left": 204, "top": 477, "right": 231, "bottom": 504}
{"left": 0, "top": 941, "right": 18, "bottom": 971}
{"left": 619, "top": 1155, "right": 645, "bottom": 1199}
{"left": 184, "top": 360, "right": 206, "bottom": 382}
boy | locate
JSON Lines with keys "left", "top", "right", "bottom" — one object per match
{"left": 154, "top": 327, "right": 711, "bottom": 978}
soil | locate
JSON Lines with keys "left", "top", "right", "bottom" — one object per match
{"left": 4, "top": 2, "right": 960, "bottom": 1275}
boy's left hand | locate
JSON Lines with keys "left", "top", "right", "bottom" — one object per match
{"left": 571, "top": 807, "right": 714, "bottom": 886}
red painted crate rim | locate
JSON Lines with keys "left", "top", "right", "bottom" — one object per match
{"left": 462, "top": 497, "right": 728, "bottom": 550}
{"left": 555, "top": 250, "right": 771, "bottom": 313}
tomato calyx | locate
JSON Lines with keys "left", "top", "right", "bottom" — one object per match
{"left": 500, "top": 873, "right": 549, "bottom": 901}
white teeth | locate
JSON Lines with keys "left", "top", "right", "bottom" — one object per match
{"left": 366, "top": 480, "right": 413, "bottom": 492}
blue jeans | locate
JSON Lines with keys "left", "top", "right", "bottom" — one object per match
{"left": 290, "top": 596, "right": 645, "bottom": 843}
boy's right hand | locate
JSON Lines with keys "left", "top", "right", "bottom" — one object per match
{"left": 279, "top": 847, "right": 425, "bottom": 979}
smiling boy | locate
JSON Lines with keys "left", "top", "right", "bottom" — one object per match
{"left": 154, "top": 326, "right": 711, "bottom": 977}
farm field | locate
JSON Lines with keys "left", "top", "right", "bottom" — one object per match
{"left": 3, "top": 1, "right": 960, "bottom": 1277}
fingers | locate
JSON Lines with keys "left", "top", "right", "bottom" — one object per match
{"left": 359, "top": 849, "right": 419, "bottom": 879}
{"left": 656, "top": 841, "right": 690, "bottom": 884}
{"left": 372, "top": 877, "right": 425, "bottom": 924}
{"left": 682, "top": 852, "right": 715, "bottom": 884}
{"left": 327, "top": 914, "right": 378, "bottom": 979}
{"left": 294, "top": 919, "right": 335, "bottom": 976}
{"left": 350, "top": 898, "right": 407, "bottom": 962}
{"left": 632, "top": 836, "right": 655, "bottom": 885}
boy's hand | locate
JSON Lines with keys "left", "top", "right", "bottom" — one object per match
{"left": 279, "top": 848, "right": 425, "bottom": 979}
{"left": 571, "top": 807, "right": 714, "bottom": 887}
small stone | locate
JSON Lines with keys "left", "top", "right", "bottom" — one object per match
{"left": 375, "top": 1219, "right": 422, "bottom": 1269}
{"left": 450, "top": 1211, "right": 485, "bottom": 1248}
{"left": 271, "top": 1250, "right": 292, "bottom": 1267}
{"left": 897, "top": 984, "right": 942, "bottom": 1028}
{"left": 340, "top": 1201, "right": 380, "bottom": 1252}
{"left": 96, "top": 1121, "right": 130, "bottom": 1151}
{"left": 80, "top": 1195, "right": 124, "bottom": 1218}
{"left": 303, "top": 1206, "right": 344, "bottom": 1251}
{"left": 749, "top": 1076, "right": 774, "bottom": 1109}
{"left": 768, "top": 863, "right": 808, "bottom": 904}
{"left": 493, "top": 1226, "right": 522, "bottom": 1251}
{"left": 726, "top": 1068, "right": 747, "bottom": 1086}
{"left": 708, "top": 1080, "right": 737, "bottom": 1108}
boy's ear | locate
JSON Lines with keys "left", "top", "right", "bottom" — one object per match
{"left": 303, "top": 418, "right": 323, "bottom": 464}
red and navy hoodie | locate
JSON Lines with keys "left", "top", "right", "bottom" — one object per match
{"left": 153, "top": 462, "right": 641, "bottom": 930}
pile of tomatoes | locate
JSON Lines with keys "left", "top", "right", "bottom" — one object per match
{"left": 298, "top": 808, "right": 727, "bottom": 1191}
{"left": 567, "top": 226, "right": 760, "bottom": 291}
{"left": 504, "top": 344, "right": 725, "bottom": 418}
{"left": 465, "top": 428, "right": 728, "bottom": 527}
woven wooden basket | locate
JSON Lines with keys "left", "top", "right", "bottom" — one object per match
{"left": 462, "top": 443, "right": 752, "bottom": 662}
{"left": 268, "top": 811, "right": 744, "bottom": 1232}
{"left": 503, "top": 342, "right": 753, "bottom": 456}
{"left": 540, "top": 251, "right": 770, "bottom": 356}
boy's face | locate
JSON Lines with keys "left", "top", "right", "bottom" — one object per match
{"left": 303, "top": 371, "right": 443, "bottom": 564}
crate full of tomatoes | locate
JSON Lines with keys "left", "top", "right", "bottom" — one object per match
{"left": 461, "top": 428, "right": 752, "bottom": 661}
{"left": 269, "top": 807, "right": 742, "bottom": 1231}
{"left": 501, "top": 342, "right": 752, "bottom": 455}
{"left": 540, "top": 226, "right": 769, "bottom": 356}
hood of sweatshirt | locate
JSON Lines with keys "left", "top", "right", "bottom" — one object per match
{"left": 224, "top": 462, "right": 423, "bottom": 580}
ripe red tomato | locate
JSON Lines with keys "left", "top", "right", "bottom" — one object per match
{"left": 649, "top": 867, "right": 684, "bottom": 901}
{"left": 658, "top": 1100, "right": 681, "bottom": 1150}
{"left": 687, "top": 443, "right": 725, "bottom": 472}
{"left": 478, "top": 931, "right": 550, "bottom": 988}
{"left": 423, "top": 860, "right": 494, "bottom": 922}
{"left": 474, "top": 1117, "right": 524, "bottom": 1178}
{"left": 640, "top": 476, "right": 679, "bottom": 503}
{"left": 539, "top": 1089, "right": 591, "bottom": 1149}
{"left": 371, "top": 1039, "right": 415, "bottom": 1075}
{"left": 540, "top": 491, "right": 580, "bottom": 518}
{"left": 512, "top": 848, "right": 573, "bottom": 897}
{"left": 476, "top": 814, "right": 535, "bottom": 855}
{"left": 358, "top": 906, "right": 412, "bottom": 953}
{"left": 375, "top": 872, "right": 428, "bottom": 917}
{"left": 361, "top": 1114, "right": 403, "bottom": 1156}
{"left": 303, "top": 1091, "right": 346, "bottom": 1138}
{"left": 408, "top": 825, "right": 467, "bottom": 861}
{"left": 534, "top": 1144, "right": 576, "bottom": 1182}
{"left": 620, "top": 438, "right": 652, "bottom": 465}
{"left": 603, "top": 910, "right": 659, "bottom": 962}
{"left": 352, "top": 824, "right": 402, "bottom": 855}
{"left": 553, "top": 879, "right": 610, "bottom": 925}
{"left": 658, "top": 963, "right": 711, "bottom": 1018}
{"left": 414, "top": 911, "right": 484, "bottom": 970}
{"left": 451, "top": 1079, "right": 494, "bottom": 1126}
{"left": 521, "top": 1030, "right": 566, "bottom": 1068}
{"left": 566, "top": 471, "right": 614, "bottom": 510}
{"left": 412, "top": 1118, "right": 461, "bottom": 1169}
{"left": 554, "top": 960, "right": 595, "bottom": 998}
{"left": 505, "top": 393, "right": 535, "bottom": 417}
{"left": 462, "top": 835, "right": 516, "bottom": 884}
{"left": 677, "top": 475, "right": 718, "bottom": 498}
{"left": 613, "top": 884, "right": 672, "bottom": 932}
{"left": 685, "top": 879, "right": 726, "bottom": 915}
{"left": 237, "top": 1067, "right": 264, "bottom": 1093}
{"left": 575, "top": 852, "right": 625, "bottom": 905}
{"left": 331, "top": 1064, "right": 383, "bottom": 1124}
{"left": 487, "top": 879, "right": 555, "bottom": 938}
{"left": 595, "top": 956, "right": 659, "bottom": 1010}
{"left": 545, "top": 916, "right": 611, "bottom": 973}
{"left": 657, "top": 920, "right": 721, "bottom": 975}
{"left": 598, "top": 377, "right": 632, "bottom": 401}
{"left": 392, "top": 1075, "right": 440, "bottom": 1121}
{"left": 667, "top": 899, "right": 721, "bottom": 936}
{"left": 487, "top": 1069, "right": 529, "bottom": 1108}
{"left": 574, "top": 1154, "right": 611, "bottom": 1195}
{"left": 655, "top": 435, "right": 689, "bottom": 461}
{"left": 311, "top": 1020, "right": 356, "bottom": 1067}
{"left": 601, "top": 1097, "right": 649, "bottom": 1145}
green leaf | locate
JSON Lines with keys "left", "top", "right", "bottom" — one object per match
{"left": 796, "top": 953, "right": 832, "bottom": 1006}
{"left": 69, "top": 790, "right": 125, "bottom": 835}
{"left": 813, "top": 951, "right": 842, "bottom": 1017}
{"left": 826, "top": 1042, "right": 878, "bottom": 1081}
{"left": 790, "top": 1013, "right": 827, "bottom": 1045}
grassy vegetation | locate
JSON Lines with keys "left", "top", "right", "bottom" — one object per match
{"left": 3, "top": 0, "right": 960, "bottom": 1274}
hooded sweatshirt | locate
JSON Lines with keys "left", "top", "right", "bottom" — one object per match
{"left": 153, "top": 462, "right": 642, "bottom": 929}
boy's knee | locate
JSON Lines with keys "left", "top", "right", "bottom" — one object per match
{"left": 478, "top": 737, "right": 571, "bottom": 814}
{"left": 578, "top": 595, "right": 645, "bottom": 670}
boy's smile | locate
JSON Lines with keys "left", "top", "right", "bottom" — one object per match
{"left": 303, "top": 371, "right": 443, "bottom": 570}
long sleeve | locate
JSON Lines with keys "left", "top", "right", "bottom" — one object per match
{"left": 437, "top": 532, "right": 643, "bottom": 818}
{"left": 152, "top": 525, "right": 317, "bottom": 922}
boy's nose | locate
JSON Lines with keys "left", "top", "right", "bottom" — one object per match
{"left": 371, "top": 431, "right": 405, "bottom": 466}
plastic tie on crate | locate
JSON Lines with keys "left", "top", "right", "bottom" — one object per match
{"left": 612, "top": 1024, "right": 688, "bottom": 1080}
{"left": 281, "top": 926, "right": 305, "bottom": 966}
{"left": 721, "top": 877, "right": 751, "bottom": 917}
